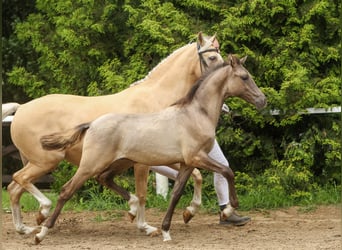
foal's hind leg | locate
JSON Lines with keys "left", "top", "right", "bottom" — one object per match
{"left": 35, "top": 165, "right": 96, "bottom": 244}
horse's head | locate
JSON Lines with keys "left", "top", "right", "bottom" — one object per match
{"left": 197, "top": 32, "right": 224, "bottom": 74}
{"left": 225, "top": 54, "right": 267, "bottom": 110}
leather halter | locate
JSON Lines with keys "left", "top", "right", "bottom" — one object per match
{"left": 197, "top": 42, "right": 220, "bottom": 73}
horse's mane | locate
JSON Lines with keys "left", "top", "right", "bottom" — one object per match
{"left": 172, "top": 61, "right": 228, "bottom": 107}
{"left": 130, "top": 43, "right": 193, "bottom": 87}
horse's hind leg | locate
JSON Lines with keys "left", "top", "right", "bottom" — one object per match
{"left": 10, "top": 162, "right": 54, "bottom": 229}
{"left": 7, "top": 154, "right": 37, "bottom": 234}
{"left": 7, "top": 181, "right": 39, "bottom": 234}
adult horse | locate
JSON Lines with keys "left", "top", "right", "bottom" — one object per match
{"left": 37, "top": 54, "right": 267, "bottom": 243}
{"left": 8, "top": 32, "right": 223, "bottom": 236}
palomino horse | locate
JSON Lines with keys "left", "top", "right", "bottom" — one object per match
{"left": 8, "top": 32, "right": 223, "bottom": 236}
{"left": 37, "top": 54, "right": 267, "bottom": 243}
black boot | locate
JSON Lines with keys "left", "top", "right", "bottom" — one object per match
{"left": 219, "top": 211, "right": 251, "bottom": 226}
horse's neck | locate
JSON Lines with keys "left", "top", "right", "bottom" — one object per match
{"left": 133, "top": 44, "right": 200, "bottom": 100}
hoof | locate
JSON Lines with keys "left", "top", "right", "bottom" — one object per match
{"left": 36, "top": 213, "right": 46, "bottom": 225}
{"left": 162, "top": 230, "right": 172, "bottom": 241}
{"left": 128, "top": 212, "right": 136, "bottom": 223}
{"left": 34, "top": 226, "right": 48, "bottom": 245}
{"left": 16, "top": 225, "right": 40, "bottom": 235}
{"left": 183, "top": 209, "right": 194, "bottom": 224}
{"left": 34, "top": 235, "right": 42, "bottom": 245}
{"left": 149, "top": 229, "right": 161, "bottom": 237}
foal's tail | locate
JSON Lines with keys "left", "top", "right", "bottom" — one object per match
{"left": 40, "top": 123, "right": 90, "bottom": 151}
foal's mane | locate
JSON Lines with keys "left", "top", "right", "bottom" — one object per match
{"left": 172, "top": 61, "right": 228, "bottom": 107}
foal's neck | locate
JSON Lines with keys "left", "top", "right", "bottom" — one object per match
{"left": 192, "top": 67, "right": 228, "bottom": 126}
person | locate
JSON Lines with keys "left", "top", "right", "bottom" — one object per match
{"left": 150, "top": 104, "right": 250, "bottom": 226}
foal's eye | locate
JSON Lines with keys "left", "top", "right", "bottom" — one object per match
{"left": 208, "top": 56, "right": 217, "bottom": 61}
{"left": 241, "top": 74, "right": 249, "bottom": 81}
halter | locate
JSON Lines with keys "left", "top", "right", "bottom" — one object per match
{"left": 197, "top": 42, "right": 220, "bottom": 73}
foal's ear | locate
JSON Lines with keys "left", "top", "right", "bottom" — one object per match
{"left": 227, "top": 54, "right": 234, "bottom": 66}
{"left": 240, "top": 56, "right": 248, "bottom": 64}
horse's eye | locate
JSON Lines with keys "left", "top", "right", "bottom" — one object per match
{"left": 241, "top": 74, "right": 249, "bottom": 81}
{"left": 208, "top": 56, "right": 217, "bottom": 61}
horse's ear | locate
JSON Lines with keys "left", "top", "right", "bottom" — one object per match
{"left": 209, "top": 33, "right": 216, "bottom": 43}
{"left": 210, "top": 33, "right": 220, "bottom": 51}
{"left": 197, "top": 31, "right": 204, "bottom": 46}
{"left": 240, "top": 56, "right": 247, "bottom": 64}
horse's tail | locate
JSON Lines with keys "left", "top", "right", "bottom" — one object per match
{"left": 2, "top": 102, "right": 20, "bottom": 120}
{"left": 40, "top": 123, "right": 90, "bottom": 151}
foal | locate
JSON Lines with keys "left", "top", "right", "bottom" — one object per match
{"left": 37, "top": 54, "right": 266, "bottom": 243}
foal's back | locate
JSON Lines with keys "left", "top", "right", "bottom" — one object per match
{"left": 83, "top": 108, "right": 187, "bottom": 167}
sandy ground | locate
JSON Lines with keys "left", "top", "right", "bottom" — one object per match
{"left": 1, "top": 205, "right": 341, "bottom": 250}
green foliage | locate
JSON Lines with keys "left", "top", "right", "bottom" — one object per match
{"left": 3, "top": 0, "right": 341, "bottom": 208}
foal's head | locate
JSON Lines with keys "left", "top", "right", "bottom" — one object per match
{"left": 225, "top": 54, "right": 267, "bottom": 110}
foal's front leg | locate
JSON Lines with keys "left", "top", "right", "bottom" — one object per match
{"left": 195, "top": 151, "right": 239, "bottom": 210}
{"left": 161, "top": 165, "right": 194, "bottom": 241}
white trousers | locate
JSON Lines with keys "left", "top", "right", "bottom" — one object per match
{"left": 150, "top": 139, "right": 229, "bottom": 206}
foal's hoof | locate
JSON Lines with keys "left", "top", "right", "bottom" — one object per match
{"left": 128, "top": 212, "right": 136, "bottom": 223}
{"left": 34, "top": 235, "right": 42, "bottom": 245}
{"left": 183, "top": 209, "right": 194, "bottom": 224}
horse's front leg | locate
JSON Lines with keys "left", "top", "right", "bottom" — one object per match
{"left": 133, "top": 164, "right": 158, "bottom": 236}
{"left": 183, "top": 168, "right": 202, "bottom": 223}
{"left": 161, "top": 165, "right": 194, "bottom": 241}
